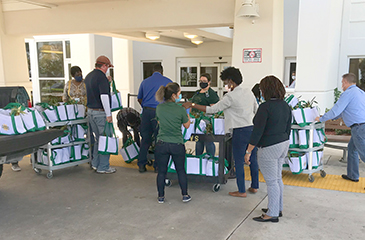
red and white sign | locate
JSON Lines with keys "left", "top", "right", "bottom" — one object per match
{"left": 243, "top": 48, "right": 262, "bottom": 63}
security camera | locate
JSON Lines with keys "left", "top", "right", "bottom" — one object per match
{"left": 218, "top": 57, "right": 222, "bottom": 60}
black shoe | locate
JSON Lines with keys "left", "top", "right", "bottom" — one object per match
{"left": 341, "top": 174, "right": 359, "bottom": 182}
{"left": 253, "top": 214, "right": 279, "bottom": 223}
{"left": 139, "top": 165, "right": 147, "bottom": 173}
{"left": 262, "top": 208, "right": 283, "bottom": 217}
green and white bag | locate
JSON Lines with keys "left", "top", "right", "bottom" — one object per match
{"left": 65, "top": 104, "right": 76, "bottom": 120}
{"left": 305, "top": 151, "right": 323, "bottom": 169}
{"left": 71, "top": 145, "right": 82, "bottom": 161}
{"left": 182, "top": 117, "right": 195, "bottom": 141}
{"left": 37, "top": 103, "right": 58, "bottom": 123}
{"left": 289, "top": 129, "right": 299, "bottom": 148}
{"left": 56, "top": 105, "right": 68, "bottom": 121}
{"left": 120, "top": 137, "right": 139, "bottom": 163}
{"left": 76, "top": 104, "right": 86, "bottom": 119}
{"left": 0, "top": 108, "right": 27, "bottom": 135}
{"left": 287, "top": 152, "right": 307, "bottom": 174}
{"left": 205, "top": 156, "right": 229, "bottom": 177}
{"left": 111, "top": 80, "right": 123, "bottom": 112}
{"left": 285, "top": 94, "right": 299, "bottom": 108}
{"left": 292, "top": 107, "right": 319, "bottom": 127}
{"left": 212, "top": 118, "right": 225, "bottom": 135}
{"left": 72, "top": 124, "right": 88, "bottom": 141}
{"left": 168, "top": 154, "right": 208, "bottom": 175}
{"left": 313, "top": 128, "right": 327, "bottom": 147}
{"left": 98, "top": 122, "right": 119, "bottom": 155}
{"left": 298, "top": 130, "right": 309, "bottom": 149}
{"left": 81, "top": 144, "right": 90, "bottom": 159}
{"left": 62, "top": 147, "right": 71, "bottom": 163}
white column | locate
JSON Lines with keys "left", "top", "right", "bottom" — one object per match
{"left": 232, "top": 0, "right": 284, "bottom": 88}
{"left": 295, "top": 0, "right": 344, "bottom": 113}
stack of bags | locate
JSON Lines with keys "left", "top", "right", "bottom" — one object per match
{"left": 284, "top": 95, "right": 327, "bottom": 174}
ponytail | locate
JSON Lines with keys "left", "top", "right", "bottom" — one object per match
{"left": 155, "top": 82, "right": 180, "bottom": 102}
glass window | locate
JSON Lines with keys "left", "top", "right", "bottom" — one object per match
{"left": 65, "top": 40, "right": 71, "bottom": 58}
{"left": 25, "top": 42, "right": 31, "bottom": 79}
{"left": 200, "top": 67, "right": 218, "bottom": 87}
{"left": 39, "top": 80, "right": 64, "bottom": 103}
{"left": 180, "top": 67, "right": 197, "bottom": 87}
{"left": 37, "top": 41, "right": 64, "bottom": 78}
{"left": 349, "top": 58, "right": 365, "bottom": 87}
{"left": 143, "top": 62, "right": 161, "bottom": 79}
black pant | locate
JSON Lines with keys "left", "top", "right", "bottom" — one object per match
{"left": 138, "top": 108, "right": 158, "bottom": 168}
{"left": 121, "top": 126, "right": 140, "bottom": 147}
{"left": 155, "top": 141, "right": 188, "bottom": 197}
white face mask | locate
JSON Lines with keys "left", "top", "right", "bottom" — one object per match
{"left": 291, "top": 76, "right": 296, "bottom": 80}
{"left": 224, "top": 84, "right": 231, "bottom": 92}
{"left": 106, "top": 68, "right": 110, "bottom": 77}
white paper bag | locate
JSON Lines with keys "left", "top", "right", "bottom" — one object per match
{"left": 76, "top": 104, "right": 86, "bottom": 119}
{"left": 111, "top": 92, "right": 123, "bottom": 112}
{"left": 120, "top": 141, "right": 140, "bottom": 163}
{"left": 186, "top": 156, "right": 206, "bottom": 175}
{"left": 0, "top": 110, "right": 27, "bottom": 135}
{"left": 56, "top": 105, "right": 68, "bottom": 121}
{"left": 98, "top": 136, "right": 119, "bottom": 155}
{"left": 288, "top": 154, "right": 307, "bottom": 174}
{"left": 66, "top": 104, "right": 76, "bottom": 120}
{"left": 213, "top": 118, "right": 225, "bottom": 135}
{"left": 182, "top": 118, "right": 195, "bottom": 140}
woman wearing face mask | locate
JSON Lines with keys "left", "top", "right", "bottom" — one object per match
{"left": 62, "top": 66, "right": 87, "bottom": 105}
{"left": 191, "top": 73, "right": 219, "bottom": 156}
{"left": 183, "top": 67, "right": 259, "bottom": 198}
{"left": 154, "top": 82, "right": 192, "bottom": 204}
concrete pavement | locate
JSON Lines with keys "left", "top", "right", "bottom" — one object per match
{"left": 0, "top": 147, "right": 364, "bottom": 240}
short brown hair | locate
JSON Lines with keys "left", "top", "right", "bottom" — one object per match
{"left": 259, "top": 75, "right": 286, "bottom": 100}
{"left": 342, "top": 73, "right": 357, "bottom": 84}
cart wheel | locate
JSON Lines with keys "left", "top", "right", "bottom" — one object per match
{"left": 34, "top": 168, "right": 42, "bottom": 174}
{"left": 146, "top": 159, "right": 153, "bottom": 166}
{"left": 165, "top": 179, "right": 172, "bottom": 187}
{"left": 46, "top": 172, "right": 53, "bottom": 179}
{"left": 320, "top": 170, "right": 326, "bottom": 178}
{"left": 212, "top": 184, "right": 221, "bottom": 192}
{"left": 308, "top": 175, "right": 315, "bottom": 182}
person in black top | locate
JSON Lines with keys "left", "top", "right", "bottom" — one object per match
{"left": 116, "top": 107, "right": 141, "bottom": 147}
{"left": 244, "top": 75, "right": 292, "bottom": 223}
{"left": 85, "top": 55, "right": 116, "bottom": 174}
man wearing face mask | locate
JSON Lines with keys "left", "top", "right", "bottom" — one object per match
{"left": 84, "top": 55, "right": 116, "bottom": 174}
{"left": 62, "top": 66, "right": 87, "bottom": 105}
{"left": 191, "top": 73, "right": 219, "bottom": 156}
{"left": 137, "top": 64, "right": 172, "bottom": 173}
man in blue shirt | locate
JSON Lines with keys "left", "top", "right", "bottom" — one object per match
{"left": 316, "top": 73, "right": 365, "bottom": 183}
{"left": 137, "top": 64, "right": 172, "bottom": 173}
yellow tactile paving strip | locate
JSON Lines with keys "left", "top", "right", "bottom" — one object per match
{"left": 110, "top": 155, "right": 365, "bottom": 194}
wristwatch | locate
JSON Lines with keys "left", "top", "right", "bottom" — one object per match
{"left": 192, "top": 103, "right": 195, "bottom": 107}
{"left": 246, "top": 150, "right": 251, "bottom": 154}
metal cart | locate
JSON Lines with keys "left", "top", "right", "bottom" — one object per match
{"left": 285, "top": 122, "right": 327, "bottom": 182}
{"left": 31, "top": 118, "right": 92, "bottom": 179}
{"left": 166, "top": 133, "right": 231, "bottom": 192}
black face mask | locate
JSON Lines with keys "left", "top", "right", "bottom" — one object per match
{"left": 199, "top": 82, "right": 209, "bottom": 89}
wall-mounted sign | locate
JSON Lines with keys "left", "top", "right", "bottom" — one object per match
{"left": 243, "top": 48, "right": 262, "bottom": 63}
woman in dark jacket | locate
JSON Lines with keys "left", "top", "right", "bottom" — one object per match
{"left": 244, "top": 75, "right": 292, "bottom": 223}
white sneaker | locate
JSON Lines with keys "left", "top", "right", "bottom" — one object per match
{"left": 11, "top": 163, "right": 21, "bottom": 172}
{"left": 97, "top": 167, "right": 116, "bottom": 174}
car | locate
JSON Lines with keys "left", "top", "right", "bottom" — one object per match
{"left": 0, "top": 86, "right": 32, "bottom": 108}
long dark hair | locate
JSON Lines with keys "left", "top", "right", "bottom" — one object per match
{"left": 259, "top": 75, "right": 286, "bottom": 100}
{"left": 155, "top": 82, "right": 180, "bottom": 102}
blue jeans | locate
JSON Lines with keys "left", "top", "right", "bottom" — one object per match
{"left": 195, "top": 140, "right": 215, "bottom": 156}
{"left": 138, "top": 108, "right": 158, "bottom": 168}
{"left": 232, "top": 126, "right": 259, "bottom": 193}
{"left": 155, "top": 141, "right": 188, "bottom": 197}
{"left": 347, "top": 124, "right": 365, "bottom": 180}
{"left": 87, "top": 109, "right": 111, "bottom": 171}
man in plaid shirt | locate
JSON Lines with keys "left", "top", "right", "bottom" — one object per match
{"left": 116, "top": 107, "right": 141, "bottom": 147}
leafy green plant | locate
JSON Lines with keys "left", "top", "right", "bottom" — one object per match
{"left": 334, "top": 87, "right": 341, "bottom": 103}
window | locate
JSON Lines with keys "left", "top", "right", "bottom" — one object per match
{"left": 349, "top": 58, "right": 365, "bottom": 90}
{"left": 37, "top": 41, "right": 64, "bottom": 78}
{"left": 200, "top": 66, "right": 218, "bottom": 87}
{"left": 25, "top": 43, "right": 31, "bottom": 79}
{"left": 142, "top": 62, "right": 161, "bottom": 79}
{"left": 180, "top": 67, "right": 197, "bottom": 87}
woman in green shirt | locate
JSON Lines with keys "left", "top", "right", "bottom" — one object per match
{"left": 191, "top": 73, "right": 219, "bottom": 156}
{"left": 155, "top": 82, "right": 191, "bottom": 204}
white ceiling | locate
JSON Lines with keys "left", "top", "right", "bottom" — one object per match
{"left": 1, "top": 0, "right": 233, "bottom": 48}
